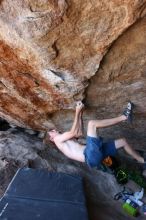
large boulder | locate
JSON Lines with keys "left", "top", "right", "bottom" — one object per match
{"left": 86, "top": 16, "right": 146, "bottom": 148}
{"left": 0, "top": 0, "right": 146, "bottom": 130}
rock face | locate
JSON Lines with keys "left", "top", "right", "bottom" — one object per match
{"left": 1, "top": 2, "right": 146, "bottom": 220}
{"left": 86, "top": 16, "right": 146, "bottom": 149}
{"left": 0, "top": 126, "right": 47, "bottom": 196}
{"left": 0, "top": 129, "right": 45, "bottom": 165}
{"left": 0, "top": 0, "right": 146, "bottom": 130}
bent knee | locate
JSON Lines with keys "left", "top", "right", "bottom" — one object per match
{"left": 120, "top": 138, "right": 127, "bottom": 145}
{"left": 88, "top": 120, "right": 96, "bottom": 128}
{"left": 115, "top": 138, "right": 127, "bottom": 149}
{"left": 87, "top": 120, "right": 97, "bottom": 137}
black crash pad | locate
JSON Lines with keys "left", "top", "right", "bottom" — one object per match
{"left": 0, "top": 168, "right": 88, "bottom": 220}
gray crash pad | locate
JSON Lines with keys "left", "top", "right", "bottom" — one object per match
{"left": 0, "top": 168, "right": 88, "bottom": 220}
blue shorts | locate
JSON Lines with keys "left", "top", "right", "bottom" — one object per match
{"left": 84, "top": 136, "right": 117, "bottom": 168}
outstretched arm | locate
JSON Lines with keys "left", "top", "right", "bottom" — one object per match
{"left": 54, "top": 101, "right": 84, "bottom": 143}
{"left": 74, "top": 107, "right": 84, "bottom": 138}
{"left": 70, "top": 101, "right": 84, "bottom": 135}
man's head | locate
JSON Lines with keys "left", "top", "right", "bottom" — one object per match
{"left": 43, "top": 129, "right": 59, "bottom": 144}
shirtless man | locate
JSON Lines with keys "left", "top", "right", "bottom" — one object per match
{"left": 44, "top": 101, "right": 146, "bottom": 173}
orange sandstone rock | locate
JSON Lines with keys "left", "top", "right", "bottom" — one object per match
{"left": 0, "top": 0, "right": 146, "bottom": 130}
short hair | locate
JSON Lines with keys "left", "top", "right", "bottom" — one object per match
{"left": 43, "top": 129, "right": 55, "bottom": 145}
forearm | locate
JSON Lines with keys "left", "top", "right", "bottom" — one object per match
{"left": 54, "top": 111, "right": 81, "bottom": 144}
{"left": 70, "top": 109, "right": 81, "bottom": 134}
{"left": 54, "top": 102, "right": 84, "bottom": 143}
{"left": 75, "top": 111, "right": 83, "bottom": 137}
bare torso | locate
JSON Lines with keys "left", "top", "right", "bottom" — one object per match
{"left": 54, "top": 137, "right": 86, "bottom": 162}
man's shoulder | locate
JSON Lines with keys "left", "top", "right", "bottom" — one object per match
{"left": 54, "top": 134, "right": 62, "bottom": 141}
{"left": 54, "top": 133, "right": 66, "bottom": 143}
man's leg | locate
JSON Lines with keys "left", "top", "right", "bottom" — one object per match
{"left": 87, "top": 115, "right": 126, "bottom": 137}
{"left": 87, "top": 101, "right": 134, "bottom": 137}
{"left": 115, "top": 138, "right": 144, "bottom": 163}
{"left": 85, "top": 114, "right": 124, "bottom": 167}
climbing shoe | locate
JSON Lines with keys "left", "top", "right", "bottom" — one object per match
{"left": 123, "top": 101, "right": 134, "bottom": 123}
